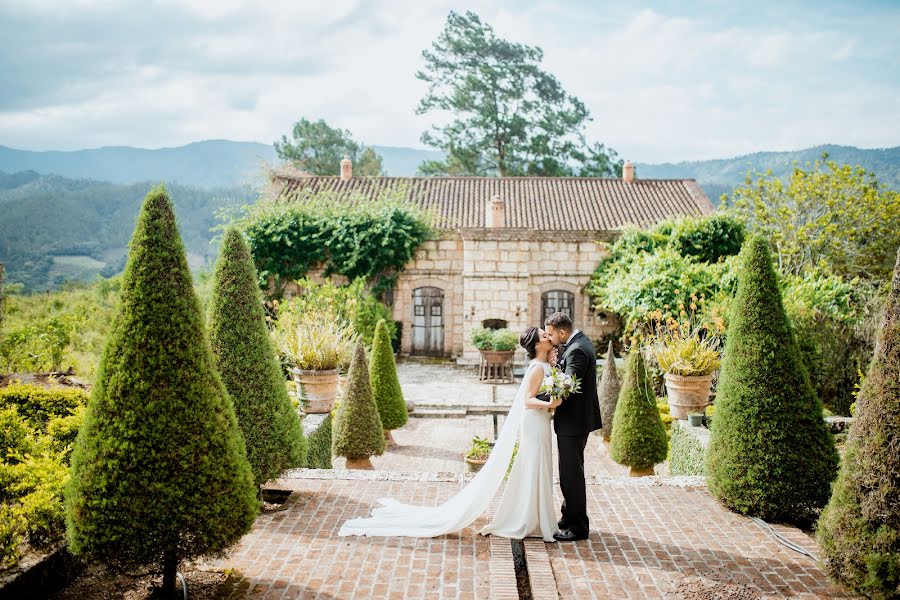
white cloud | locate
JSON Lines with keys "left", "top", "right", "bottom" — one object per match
{"left": 0, "top": 1, "right": 897, "bottom": 162}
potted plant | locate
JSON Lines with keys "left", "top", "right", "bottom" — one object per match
{"left": 465, "top": 436, "right": 491, "bottom": 472}
{"left": 272, "top": 310, "right": 355, "bottom": 413}
{"left": 649, "top": 300, "right": 722, "bottom": 420}
{"left": 472, "top": 328, "right": 518, "bottom": 382}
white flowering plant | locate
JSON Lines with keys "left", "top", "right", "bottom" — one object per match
{"left": 540, "top": 368, "right": 582, "bottom": 402}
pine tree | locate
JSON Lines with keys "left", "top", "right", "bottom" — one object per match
{"left": 817, "top": 248, "right": 900, "bottom": 598}
{"left": 65, "top": 186, "right": 257, "bottom": 594}
{"left": 332, "top": 341, "right": 385, "bottom": 468}
{"left": 598, "top": 341, "right": 620, "bottom": 442}
{"left": 207, "top": 227, "right": 306, "bottom": 487}
{"left": 370, "top": 319, "right": 407, "bottom": 441}
{"left": 609, "top": 349, "right": 668, "bottom": 475}
{"left": 706, "top": 236, "right": 838, "bottom": 523}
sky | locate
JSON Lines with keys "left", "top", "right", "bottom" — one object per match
{"left": 0, "top": 0, "right": 898, "bottom": 163}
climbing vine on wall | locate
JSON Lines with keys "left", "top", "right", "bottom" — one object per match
{"left": 235, "top": 189, "right": 433, "bottom": 296}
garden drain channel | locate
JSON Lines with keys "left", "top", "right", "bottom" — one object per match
{"left": 511, "top": 539, "right": 533, "bottom": 600}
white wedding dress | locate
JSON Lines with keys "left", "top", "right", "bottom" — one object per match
{"left": 338, "top": 360, "right": 557, "bottom": 542}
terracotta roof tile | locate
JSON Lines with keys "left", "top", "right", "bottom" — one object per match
{"left": 274, "top": 175, "right": 714, "bottom": 231}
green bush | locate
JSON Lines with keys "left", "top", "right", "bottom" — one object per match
{"left": 669, "top": 420, "right": 708, "bottom": 476}
{"left": 0, "top": 384, "right": 88, "bottom": 426}
{"left": 706, "top": 236, "right": 838, "bottom": 524}
{"left": 207, "top": 227, "right": 307, "bottom": 487}
{"left": 669, "top": 214, "right": 745, "bottom": 264}
{"left": 470, "top": 328, "right": 494, "bottom": 350}
{"left": 609, "top": 351, "right": 668, "bottom": 471}
{"left": 238, "top": 190, "right": 432, "bottom": 295}
{"left": 65, "top": 186, "right": 258, "bottom": 591}
{"left": 0, "top": 406, "right": 32, "bottom": 461}
{"left": 332, "top": 341, "right": 385, "bottom": 460}
{"left": 490, "top": 329, "right": 518, "bottom": 351}
{"left": 370, "top": 319, "right": 407, "bottom": 431}
{"left": 817, "top": 249, "right": 900, "bottom": 598}
{"left": 304, "top": 414, "right": 333, "bottom": 469}
{"left": 598, "top": 342, "right": 620, "bottom": 441}
{"left": 278, "top": 278, "right": 395, "bottom": 347}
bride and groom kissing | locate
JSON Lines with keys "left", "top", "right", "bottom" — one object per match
{"left": 339, "top": 312, "right": 602, "bottom": 543}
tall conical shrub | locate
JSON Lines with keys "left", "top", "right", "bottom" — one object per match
{"left": 332, "top": 341, "right": 385, "bottom": 467}
{"left": 65, "top": 186, "right": 257, "bottom": 593}
{"left": 610, "top": 350, "right": 668, "bottom": 474}
{"left": 370, "top": 319, "right": 407, "bottom": 434}
{"left": 817, "top": 248, "right": 900, "bottom": 598}
{"left": 207, "top": 227, "right": 306, "bottom": 487}
{"left": 707, "top": 236, "right": 838, "bottom": 523}
{"left": 599, "top": 341, "right": 620, "bottom": 442}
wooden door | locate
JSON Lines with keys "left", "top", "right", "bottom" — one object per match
{"left": 411, "top": 287, "right": 444, "bottom": 356}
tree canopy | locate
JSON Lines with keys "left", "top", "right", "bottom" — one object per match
{"left": 415, "top": 11, "right": 622, "bottom": 177}
{"left": 274, "top": 117, "right": 384, "bottom": 176}
{"left": 727, "top": 158, "right": 900, "bottom": 282}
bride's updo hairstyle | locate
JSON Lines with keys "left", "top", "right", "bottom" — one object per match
{"left": 519, "top": 326, "right": 540, "bottom": 360}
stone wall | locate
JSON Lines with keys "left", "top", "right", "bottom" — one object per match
{"left": 393, "top": 230, "right": 619, "bottom": 362}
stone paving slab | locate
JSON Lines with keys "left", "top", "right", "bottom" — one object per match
{"left": 209, "top": 471, "right": 852, "bottom": 600}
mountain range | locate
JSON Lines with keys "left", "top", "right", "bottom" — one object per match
{"left": 0, "top": 140, "right": 897, "bottom": 291}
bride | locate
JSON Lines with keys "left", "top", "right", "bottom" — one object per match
{"left": 339, "top": 326, "right": 561, "bottom": 541}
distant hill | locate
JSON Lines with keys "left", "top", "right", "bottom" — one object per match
{"left": 1, "top": 140, "right": 896, "bottom": 202}
{"left": 637, "top": 144, "right": 900, "bottom": 204}
{"left": 0, "top": 141, "right": 445, "bottom": 187}
{"left": 0, "top": 171, "right": 255, "bottom": 290}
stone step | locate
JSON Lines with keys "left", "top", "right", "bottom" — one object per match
{"left": 410, "top": 407, "right": 468, "bottom": 418}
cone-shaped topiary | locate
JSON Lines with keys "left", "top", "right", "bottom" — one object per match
{"left": 332, "top": 341, "right": 385, "bottom": 466}
{"left": 707, "top": 236, "right": 838, "bottom": 523}
{"left": 65, "top": 186, "right": 258, "bottom": 594}
{"left": 817, "top": 247, "right": 900, "bottom": 598}
{"left": 599, "top": 341, "right": 621, "bottom": 442}
{"left": 207, "top": 227, "right": 306, "bottom": 487}
{"left": 370, "top": 319, "right": 407, "bottom": 433}
{"left": 609, "top": 349, "right": 668, "bottom": 473}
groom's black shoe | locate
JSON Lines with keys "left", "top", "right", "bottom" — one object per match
{"left": 553, "top": 529, "right": 589, "bottom": 542}
{"left": 557, "top": 519, "right": 568, "bottom": 530}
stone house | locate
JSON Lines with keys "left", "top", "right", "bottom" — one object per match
{"left": 271, "top": 158, "right": 714, "bottom": 363}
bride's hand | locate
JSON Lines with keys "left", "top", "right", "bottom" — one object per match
{"left": 549, "top": 396, "right": 562, "bottom": 409}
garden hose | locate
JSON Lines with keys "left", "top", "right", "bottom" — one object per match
{"left": 177, "top": 572, "right": 188, "bottom": 600}
{"left": 750, "top": 517, "right": 819, "bottom": 561}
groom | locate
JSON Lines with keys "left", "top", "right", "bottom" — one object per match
{"left": 544, "top": 312, "right": 601, "bottom": 542}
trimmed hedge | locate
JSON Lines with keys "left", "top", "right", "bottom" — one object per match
{"left": 304, "top": 414, "right": 333, "bottom": 469}
{"left": 370, "top": 319, "right": 407, "bottom": 431}
{"left": 332, "top": 341, "right": 385, "bottom": 460}
{"left": 0, "top": 384, "right": 87, "bottom": 426}
{"left": 817, "top": 248, "right": 900, "bottom": 598}
{"left": 669, "top": 420, "right": 708, "bottom": 476}
{"left": 65, "top": 186, "right": 258, "bottom": 590}
{"left": 207, "top": 227, "right": 307, "bottom": 486}
{"left": 598, "top": 341, "right": 620, "bottom": 441}
{"left": 706, "top": 236, "right": 838, "bottom": 523}
{"left": 609, "top": 350, "right": 668, "bottom": 471}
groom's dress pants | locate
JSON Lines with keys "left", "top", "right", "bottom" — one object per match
{"left": 558, "top": 432, "right": 590, "bottom": 537}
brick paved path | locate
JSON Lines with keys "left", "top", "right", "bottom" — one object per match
{"left": 210, "top": 362, "right": 852, "bottom": 599}
{"left": 208, "top": 472, "right": 851, "bottom": 599}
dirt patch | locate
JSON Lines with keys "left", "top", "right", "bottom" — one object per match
{"left": 51, "top": 566, "right": 247, "bottom": 600}
{"left": 671, "top": 576, "right": 760, "bottom": 599}
{"left": 0, "top": 370, "right": 91, "bottom": 390}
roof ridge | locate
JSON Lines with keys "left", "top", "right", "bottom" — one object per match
{"left": 276, "top": 174, "right": 699, "bottom": 183}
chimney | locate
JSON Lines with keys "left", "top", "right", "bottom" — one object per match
{"left": 622, "top": 160, "right": 634, "bottom": 183}
{"left": 486, "top": 194, "right": 505, "bottom": 228}
{"left": 340, "top": 154, "right": 352, "bottom": 181}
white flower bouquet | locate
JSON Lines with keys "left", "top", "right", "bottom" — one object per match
{"left": 539, "top": 368, "right": 581, "bottom": 415}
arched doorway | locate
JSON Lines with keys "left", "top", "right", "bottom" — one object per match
{"left": 541, "top": 290, "right": 575, "bottom": 322}
{"left": 412, "top": 287, "right": 445, "bottom": 356}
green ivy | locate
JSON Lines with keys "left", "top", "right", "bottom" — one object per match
{"left": 669, "top": 420, "right": 708, "bottom": 476}
{"left": 236, "top": 190, "right": 433, "bottom": 296}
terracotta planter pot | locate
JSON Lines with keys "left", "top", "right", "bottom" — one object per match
{"left": 465, "top": 457, "right": 488, "bottom": 472}
{"left": 384, "top": 430, "right": 398, "bottom": 448}
{"left": 664, "top": 373, "right": 713, "bottom": 420}
{"left": 345, "top": 457, "right": 374, "bottom": 470}
{"left": 480, "top": 350, "right": 514, "bottom": 365}
{"left": 629, "top": 466, "right": 655, "bottom": 477}
{"left": 292, "top": 368, "right": 340, "bottom": 414}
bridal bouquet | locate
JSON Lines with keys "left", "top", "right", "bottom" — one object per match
{"left": 540, "top": 368, "right": 581, "bottom": 415}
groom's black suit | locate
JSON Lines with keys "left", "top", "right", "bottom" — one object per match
{"left": 554, "top": 331, "right": 601, "bottom": 538}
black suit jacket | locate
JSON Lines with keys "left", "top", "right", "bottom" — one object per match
{"left": 553, "top": 331, "right": 602, "bottom": 436}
